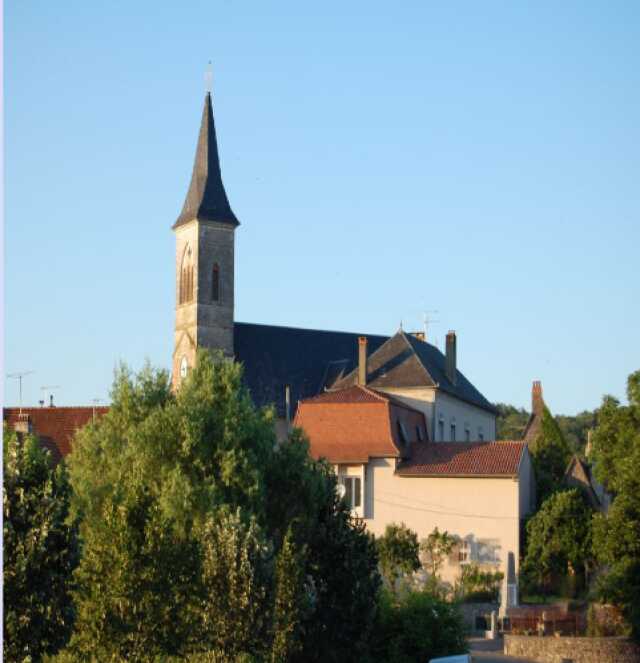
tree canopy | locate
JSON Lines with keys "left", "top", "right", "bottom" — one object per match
{"left": 61, "top": 351, "right": 380, "bottom": 661}
{"left": 591, "top": 370, "right": 640, "bottom": 641}
{"left": 3, "top": 425, "right": 78, "bottom": 662}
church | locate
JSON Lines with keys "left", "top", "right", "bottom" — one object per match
{"left": 172, "top": 86, "right": 498, "bottom": 443}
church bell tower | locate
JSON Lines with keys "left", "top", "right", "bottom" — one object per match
{"left": 172, "top": 86, "right": 239, "bottom": 389}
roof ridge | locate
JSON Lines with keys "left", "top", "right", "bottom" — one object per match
{"left": 235, "top": 320, "right": 389, "bottom": 339}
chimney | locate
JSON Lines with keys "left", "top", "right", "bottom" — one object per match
{"left": 14, "top": 413, "right": 32, "bottom": 435}
{"left": 411, "top": 331, "right": 425, "bottom": 342}
{"left": 445, "top": 331, "right": 457, "bottom": 385}
{"left": 531, "top": 380, "right": 543, "bottom": 415}
{"left": 358, "top": 337, "right": 368, "bottom": 386}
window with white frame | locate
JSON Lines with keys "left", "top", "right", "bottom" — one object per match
{"left": 341, "top": 476, "right": 361, "bottom": 510}
{"left": 458, "top": 539, "right": 471, "bottom": 564}
{"left": 450, "top": 422, "right": 456, "bottom": 441}
{"left": 465, "top": 426, "right": 471, "bottom": 442}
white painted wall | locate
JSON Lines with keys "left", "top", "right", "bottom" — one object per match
{"left": 336, "top": 457, "right": 525, "bottom": 610}
{"left": 376, "top": 387, "right": 496, "bottom": 442}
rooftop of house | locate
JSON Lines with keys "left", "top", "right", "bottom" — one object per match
{"left": 397, "top": 440, "right": 527, "bottom": 478}
{"left": 235, "top": 324, "right": 496, "bottom": 418}
{"left": 3, "top": 406, "right": 109, "bottom": 461}
{"left": 294, "top": 384, "right": 428, "bottom": 463}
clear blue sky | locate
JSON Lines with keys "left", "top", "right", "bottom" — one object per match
{"left": 5, "top": 1, "right": 640, "bottom": 414}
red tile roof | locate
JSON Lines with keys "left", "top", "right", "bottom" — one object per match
{"left": 3, "top": 407, "right": 109, "bottom": 460}
{"left": 294, "top": 386, "right": 428, "bottom": 463}
{"left": 397, "top": 440, "right": 526, "bottom": 477}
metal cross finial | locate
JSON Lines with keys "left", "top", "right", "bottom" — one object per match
{"left": 205, "top": 61, "right": 213, "bottom": 94}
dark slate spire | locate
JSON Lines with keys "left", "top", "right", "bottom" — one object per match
{"left": 174, "top": 92, "right": 239, "bottom": 228}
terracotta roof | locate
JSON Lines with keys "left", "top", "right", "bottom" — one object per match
{"left": 3, "top": 407, "right": 109, "bottom": 460}
{"left": 397, "top": 440, "right": 526, "bottom": 477}
{"left": 294, "top": 386, "right": 428, "bottom": 463}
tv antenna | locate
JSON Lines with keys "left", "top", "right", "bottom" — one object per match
{"left": 422, "top": 310, "right": 440, "bottom": 342}
{"left": 41, "top": 385, "right": 61, "bottom": 407}
{"left": 7, "top": 371, "right": 34, "bottom": 413}
{"left": 91, "top": 398, "right": 103, "bottom": 422}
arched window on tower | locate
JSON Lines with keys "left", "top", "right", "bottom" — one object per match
{"left": 212, "top": 263, "right": 220, "bottom": 302}
{"left": 179, "top": 246, "right": 194, "bottom": 304}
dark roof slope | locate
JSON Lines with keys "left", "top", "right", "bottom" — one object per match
{"left": 174, "top": 92, "right": 239, "bottom": 228}
{"left": 398, "top": 440, "right": 526, "bottom": 477}
{"left": 333, "top": 330, "right": 496, "bottom": 414}
{"left": 234, "top": 322, "right": 388, "bottom": 416}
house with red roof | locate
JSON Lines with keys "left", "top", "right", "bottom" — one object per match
{"left": 3, "top": 406, "right": 108, "bottom": 463}
{"left": 295, "top": 363, "right": 535, "bottom": 612}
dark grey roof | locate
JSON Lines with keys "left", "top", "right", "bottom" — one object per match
{"left": 333, "top": 330, "right": 497, "bottom": 414}
{"left": 174, "top": 92, "right": 239, "bottom": 229}
{"left": 233, "top": 322, "right": 388, "bottom": 417}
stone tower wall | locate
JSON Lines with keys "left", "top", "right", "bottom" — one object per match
{"left": 172, "top": 220, "right": 234, "bottom": 389}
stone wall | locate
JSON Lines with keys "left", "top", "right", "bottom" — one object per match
{"left": 504, "top": 634, "right": 640, "bottom": 663}
{"left": 459, "top": 602, "right": 499, "bottom": 633}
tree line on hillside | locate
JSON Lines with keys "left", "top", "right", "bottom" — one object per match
{"left": 495, "top": 402, "right": 597, "bottom": 453}
{"left": 4, "top": 352, "right": 467, "bottom": 663}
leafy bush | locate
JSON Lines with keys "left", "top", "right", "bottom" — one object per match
{"left": 371, "top": 589, "right": 467, "bottom": 663}
{"left": 377, "top": 523, "right": 420, "bottom": 588}
{"left": 455, "top": 564, "right": 504, "bottom": 603}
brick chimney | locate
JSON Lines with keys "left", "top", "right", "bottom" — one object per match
{"left": 531, "top": 380, "right": 544, "bottom": 415}
{"left": 14, "top": 413, "right": 32, "bottom": 435}
{"left": 358, "top": 337, "right": 368, "bottom": 386}
{"left": 445, "top": 331, "right": 457, "bottom": 385}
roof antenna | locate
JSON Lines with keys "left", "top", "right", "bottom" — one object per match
{"left": 92, "top": 398, "right": 103, "bottom": 422}
{"left": 422, "top": 310, "right": 440, "bottom": 343}
{"left": 41, "top": 385, "right": 61, "bottom": 408}
{"left": 7, "top": 371, "right": 34, "bottom": 413}
{"left": 205, "top": 61, "right": 213, "bottom": 94}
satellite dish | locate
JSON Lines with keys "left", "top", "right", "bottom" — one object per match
{"left": 336, "top": 483, "right": 346, "bottom": 499}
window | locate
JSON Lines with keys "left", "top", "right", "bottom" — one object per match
{"left": 341, "top": 476, "right": 361, "bottom": 509}
{"left": 465, "top": 427, "right": 471, "bottom": 442}
{"left": 212, "top": 263, "right": 220, "bottom": 302}
{"left": 397, "top": 420, "right": 408, "bottom": 446}
{"left": 478, "top": 427, "right": 484, "bottom": 441}
{"left": 458, "top": 540, "right": 471, "bottom": 564}
{"left": 416, "top": 425, "right": 424, "bottom": 442}
{"left": 450, "top": 423, "right": 456, "bottom": 441}
{"left": 180, "top": 356, "right": 188, "bottom": 379}
{"left": 179, "top": 246, "right": 194, "bottom": 304}
{"left": 438, "top": 420, "right": 444, "bottom": 441}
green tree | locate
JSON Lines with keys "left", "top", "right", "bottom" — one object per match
{"left": 520, "top": 489, "right": 593, "bottom": 596}
{"left": 3, "top": 426, "right": 79, "bottom": 662}
{"left": 529, "top": 407, "right": 573, "bottom": 505}
{"left": 419, "top": 527, "right": 457, "bottom": 578}
{"left": 371, "top": 590, "right": 467, "bottom": 663}
{"left": 591, "top": 370, "right": 640, "bottom": 641}
{"left": 61, "top": 351, "right": 380, "bottom": 660}
{"left": 377, "top": 523, "right": 421, "bottom": 588}
{"left": 495, "top": 403, "right": 529, "bottom": 440}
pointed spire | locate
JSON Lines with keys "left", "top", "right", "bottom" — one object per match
{"left": 174, "top": 89, "right": 239, "bottom": 228}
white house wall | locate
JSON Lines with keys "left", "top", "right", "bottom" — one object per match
{"left": 376, "top": 387, "right": 496, "bottom": 442}
{"left": 362, "top": 457, "right": 521, "bottom": 606}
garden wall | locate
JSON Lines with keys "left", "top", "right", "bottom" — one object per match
{"left": 504, "top": 634, "right": 640, "bottom": 663}
{"left": 459, "top": 602, "right": 498, "bottom": 633}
